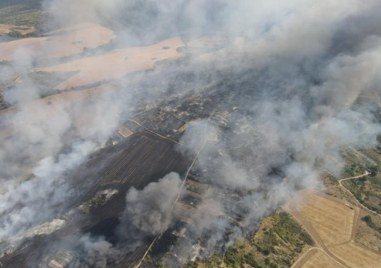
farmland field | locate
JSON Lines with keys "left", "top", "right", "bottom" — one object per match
{"left": 287, "top": 192, "right": 356, "bottom": 246}
{"left": 287, "top": 191, "right": 381, "bottom": 268}
{"left": 298, "top": 249, "right": 346, "bottom": 268}
{"left": 329, "top": 242, "right": 381, "bottom": 268}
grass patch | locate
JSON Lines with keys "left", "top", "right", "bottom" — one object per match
{"left": 339, "top": 147, "right": 381, "bottom": 214}
{"left": 192, "top": 211, "right": 313, "bottom": 268}
{"left": 80, "top": 190, "right": 117, "bottom": 214}
{"left": 361, "top": 215, "right": 381, "bottom": 234}
{"left": 0, "top": 0, "right": 43, "bottom": 30}
{"left": 342, "top": 169, "right": 381, "bottom": 214}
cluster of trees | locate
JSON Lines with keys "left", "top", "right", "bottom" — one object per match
{"left": 362, "top": 215, "right": 381, "bottom": 234}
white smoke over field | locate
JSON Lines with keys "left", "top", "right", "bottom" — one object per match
{"left": 118, "top": 173, "right": 182, "bottom": 244}
{"left": 74, "top": 234, "right": 120, "bottom": 268}
{"left": 1, "top": 0, "right": 381, "bottom": 266}
{"left": 0, "top": 141, "right": 95, "bottom": 241}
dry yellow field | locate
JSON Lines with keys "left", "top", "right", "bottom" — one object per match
{"left": 300, "top": 249, "right": 346, "bottom": 268}
{"left": 329, "top": 242, "right": 381, "bottom": 268}
{"left": 0, "top": 23, "right": 114, "bottom": 61}
{"left": 0, "top": 84, "right": 115, "bottom": 140}
{"left": 295, "top": 193, "right": 355, "bottom": 246}
{"left": 0, "top": 24, "right": 35, "bottom": 36}
{"left": 0, "top": 36, "right": 48, "bottom": 61}
{"left": 38, "top": 37, "right": 185, "bottom": 90}
{"left": 287, "top": 191, "right": 381, "bottom": 268}
{"left": 0, "top": 24, "right": 13, "bottom": 35}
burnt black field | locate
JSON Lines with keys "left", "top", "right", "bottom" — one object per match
{"left": 0, "top": 131, "right": 190, "bottom": 267}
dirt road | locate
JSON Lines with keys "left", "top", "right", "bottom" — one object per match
{"left": 338, "top": 171, "right": 381, "bottom": 217}
{"left": 287, "top": 185, "right": 381, "bottom": 268}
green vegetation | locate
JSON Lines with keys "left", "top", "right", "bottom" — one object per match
{"left": 249, "top": 212, "right": 314, "bottom": 267}
{"left": 223, "top": 247, "right": 261, "bottom": 268}
{"left": 186, "top": 261, "right": 198, "bottom": 268}
{"left": 143, "top": 253, "right": 175, "bottom": 268}
{"left": 361, "top": 215, "right": 381, "bottom": 234}
{"left": 80, "top": 193, "right": 108, "bottom": 214}
{"left": 343, "top": 162, "right": 367, "bottom": 178}
{"left": 341, "top": 150, "right": 371, "bottom": 178}
{"left": 339, "top": 147, "right": 381, "bottom": 214}
{"left": 191, "top": 211, "right": 313, "bottom": 268}
{"left": 0, "top": 0, "right": 43, "bottom": 30}
{"left": 0, "top": 92, "right": 7, "bottom": 110}
{"left": 342, "top": 170, "right": 381, "bottom": 214}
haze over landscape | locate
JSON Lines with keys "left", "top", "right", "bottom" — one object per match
{"left": 1, "top": 1, "right": 381, "bottom": 267}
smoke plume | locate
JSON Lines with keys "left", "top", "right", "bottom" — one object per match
{"left": 119, "top": 173, "right": 182, "bottom": 239}
{"left": 1, "top": 0, "right": 381, "bottom": 267}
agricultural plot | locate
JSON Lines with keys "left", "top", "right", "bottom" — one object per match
{"left": 329, "top": 242, "right": 381, "bottom": 268}
{"left": 37, "top": 38, "right": 185, "bottom": 90}
{"left": 290, "top": 192, "right": 355, "bottom": 246}
{"left": 0, "top": 22, "right": 114, "bottom": 62}
{"left": 287, "top": 192, "right": 381, "bottom": 268}
{"left": 299, "top": 249, "right": 346, "bottom": 268}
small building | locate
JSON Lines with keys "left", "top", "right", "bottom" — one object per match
{"left": 47, "top": 251, "right": 74, "bottom": 268}
{"left": 118, "top": 127, "right": 133, "bottom": 138}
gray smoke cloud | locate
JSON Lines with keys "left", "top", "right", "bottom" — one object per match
{"left": 74, "top": 234, "right": 120, "bottom": 268}
{"left": 1, "top": 0, "right": 381, "bottom": 266}
{"left": 0, "top": 4, "right": 128, "bottom": 260}
{"left": 0, "top": 141, "right": 95, "bottom": 241}
{"left": 120, "top": 172, "right": 182, "bottom": 237}
{"left": 34, "top": 233, "right": 121, "bottom": 268}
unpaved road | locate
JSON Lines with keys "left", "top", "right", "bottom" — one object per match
{"left": 338, "top": 171, "right": 381, "bottom": 217}
{"left": 287, "top": 184, "right": 381, "bottom": 268}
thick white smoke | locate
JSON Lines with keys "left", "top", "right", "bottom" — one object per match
{"left": 120, "top": 172, "right": 182, "bottom": 236}
{"left": 1, "top": 0, "right": 381, "bottom": 266}
{"left": 0, "top": 141, "right": 95, "bottom": 241}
